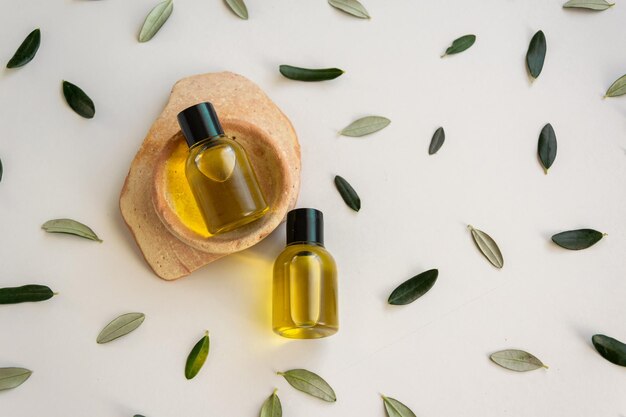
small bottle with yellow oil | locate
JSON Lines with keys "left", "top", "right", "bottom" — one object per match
{"left": 273, "top": 208, "right": 338, "bottom": 339}
{"left": 177, "top": 102, "right": 268, "bottom": 235}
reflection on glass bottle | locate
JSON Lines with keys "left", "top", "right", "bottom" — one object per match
{"left": 177, "top": 102, "right": 268, "bottom": 235}
{"left": 273, "top": 209, "right": 338, "bottom": 339}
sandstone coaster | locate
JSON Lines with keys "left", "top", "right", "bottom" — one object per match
{"left": 120, "top": 72, "right": 301, "bottom": 280}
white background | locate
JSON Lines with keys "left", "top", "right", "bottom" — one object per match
{"left": 1, "top": 0, "right": 625, "bottom": 416}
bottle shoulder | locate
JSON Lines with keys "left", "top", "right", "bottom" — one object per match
{"left": 187, "top": 136, "right": 243, "bottom": 158}
{"left": 275, "top": 244, "right": 336, "bottom": 265}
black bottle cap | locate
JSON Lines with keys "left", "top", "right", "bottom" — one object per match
{"left": 286, "top": 208, "right": 324, "bottom": 246}
{"left": 177, "top": 102, "right": 224, "bottom": 147}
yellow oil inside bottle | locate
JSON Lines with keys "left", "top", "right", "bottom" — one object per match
{"left": 185, "top": 136, "right": 269, "bottom": 235}
{"left": 273, "top": 244, "right": 338, "bottom": 339}
{"left": 165, "top": 140, "right": 211, "bottom": 237}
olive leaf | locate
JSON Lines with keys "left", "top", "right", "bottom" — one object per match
{"left": 551, "top": 229, "right": 605, "bottom": 250}
{"left": 224, "top": 0, "right": 248, "bottom": 19}
{"left": 334, "top": 175, "right": 361, "bottom": 212}
{"left": 7, "top": 28, "right": 40, "bottom": 68}
{"left": 382, "top": 395, "right": 417, "bottom": 417}
{"left": 605, "top": 74, "right": 626, "bottom": 98}
{"left": 0, "top": 285, "right": 56, "bottom": 305}
{"left": 526, "top": 30, "right": 546, "bottom": 79}
{"left": 442, "top": 34, "right": 476, "bottom": 57}
{"left": 0, "top": 157, "right": 3, "bottom": 183}
{"left": 260, "top": 389, "right": 282, "bottom": 417}
{"left": 328, "top": 0, "right": 370, "bottom": 19}
{"left": 339, "top": 116, "right": 390, "bottom": 137}
{"left": 563, "top": 0, "right": 615, "bottom": 10}
{"left": 592, "top": 334, "right": 626, "bottom": 366}
{"left": 277, "top": 369, "right": 336, "bottom": 402}
{"left": 428, "top": 127, "right": 445, "bottom": 155}
{"left": 388, "top": 269, "right": 438, "bottom": 305}
{"left": 279, "top": 65, "right": 344, "bottom": 81}
{"left": 62, "top": 81, "right": 95, "bottom": 119}
{"left": 468, "top": 225, "right": 503, "bottom": 268}
{"left": 185, "top": 331, "right": 210, "bottom": 380}
{"left": 0, "top": 368, "right": 32, "bottom": 391}
{"left": 538, "top": 123, "right": 557, "bottom": 174}
{"left": 490, "top": 349, "right": 548, "bottom": 372}
{"left": 139, "top": 0, "right": 173, "bottom": 42}
{"left": 97, "top": 312, "right": 145, "bottom": 344}
{"left": 42, "top": 218, "right": 102, "bottom": 242}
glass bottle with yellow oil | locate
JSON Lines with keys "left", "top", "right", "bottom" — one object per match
{"left": 273, "top": 208, "right": 338, "bottom": 339}
{"left": 177, "top": 102, "right": 268, "bottom": 235}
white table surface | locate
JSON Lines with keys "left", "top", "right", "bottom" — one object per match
{"left": 1, "top": 0, "right": 625, "bottom": 416}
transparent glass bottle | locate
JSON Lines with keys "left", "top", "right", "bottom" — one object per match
{"left": 177, "top": 102, "right": 268, "bottom": 235}
{"left": 273, "top": 209, "right": 338, "bottom": 339}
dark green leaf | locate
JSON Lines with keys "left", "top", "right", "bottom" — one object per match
{"left": 605, "top": 74, "right": 626, "bottom": 98}
{"left": 279, "top": 65, "right": 344, "bottom": 81}
{"left": 139, "top": 0, "right": 174, "bottom": 42}
{"left": 382, "top": 395, "right": 417, "bottom": 417}
{"left": 388, "top": 269, "right": 438, "bottom": 305}
{"left": 260, "top": 389, "right": 282, "bottom": 417}
{"left": 442, "top": 34, "right": 476, "bottom": 57}
{"left": 185, "top": 331, "right": 210, "bottom": 379}
{"left": 224, "top": 0, "right": 248, "bottom": 19}
{"left": 277, "top": 369, "right": 336, "bottom": 402}
{"left": 0, "top": 157, "right": 3, "bottom": 183}
{"left": 62, "top": 81, "right": 95, "bottom": 119}
{"left": 526, "top": 30, "right": 546, "bottom": 79}
{"left": 7, "top": 28, "right": 40, "bottom": 68}
{"left": 0, "top": 368, "right": 32, "bottom": 391}
{"left": 592, "top": 334, "right": 626, "bottom": 366}
{"left": 0, "top": 285, "right": 55, "bottom": 305}
{"left": 468, "top": 225, "right": 503, "bottom": 268}
{"left": 428, "top": 127, "right": 445, "bottom": 155}
{"left": 563, "top": 0, "right": 615, "bottom": 10}
{"left": 490, "top": 349, "right": 548, "bottom": 372}
{"left": 339, "top": 116, "right": 390, "bottom": 137}
{"left": 551, "top": 229, "right": 604, "bottom": 250}
{"left": 334, "top": 175, "right": 361, "bottom": 212}
{"left": 538, "top": 123, "right": 557, "bottom": 173}
{"left": 97, "top": 312, "right": 145, "bottom": 344}
{"left": 328, "top": 0, "right": 370, "bottom": 19}
{"left": 42, "top": 218, "right": 102, "bottom": 242}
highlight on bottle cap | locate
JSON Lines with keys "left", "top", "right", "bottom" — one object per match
{"left": 177, "top": 102, "right": 224, "bottom": 147}
{"left": 286, "top": 208, "right": 324, "bottom": 246}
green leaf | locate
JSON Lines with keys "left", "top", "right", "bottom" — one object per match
{"left": 468, "top": 225, "right": 503, "bottom": 268}
{"left": 334, "top": 175, "right": 361, "bottom": 212}
{"left": 592, "top": 334, "right": 626, "bottom": 366}
{"left": 224, "top": 0, "right": 248, "bottom": 19}
{"left": 526, "top": 30, "right": 546, "bottom": 79}
{"left": 382, "top": 395, "right": 417, "bottom": 417}
{"left": 328, "top": 0, "right": 370, "bottom": 19}
{"left": 563, "top": 0, "right": 615, "bottom": 10}
{"left": 0, "top": 157, "right": 3, "bottom": 183}
{"left": 428, "top": 127, "right": 445, "bottom": 155}
{"left": 605, "top": 74, "right": 626, "bottom": 98}
{"left": 339, "top": 116, "right": 390, "bottom": 137}
{"left": 42, "top": 218, "right": 102, "bottom": 242}
{"left": 97, "top": 312, "right": 145, "bottom": 344}
{"left": 62, "top": 81, "right": 95, "bottom": 119}
{"left": 260, "top": 389, "right": 282, "bottom": 417}
{"left": 0, "top": 368, "right": 32, "bottom": 391}
{"left": 388, "top": 269, "right": 438, "bottom": 305}
{"left": 442, "top": 34, "right": 476, "bottom": 57}
{"left": 7, "top": 28, "right": 41, "bottom": 68}
{"left": 139, "top": 0, "right": 174, "bottom": 42}
{"left": 490, "top": 349, "right": 548, "bottom": 372}
{"left": 551, "top": 229, "right": 605, "bottom": 250}
{"left": 279, "top": 65, "right": 344, "bottom": 81}
{"left": 538, "top": 123, "right": 557, "bottom": 174}
{"left": 0, "top": 285, "right": 55, "bottom": 305}
{"left": 277, "top": 369, "right": 336, "bottom": 402}
{"left": 185, "top": 331, "right": 210, "bottom": 380}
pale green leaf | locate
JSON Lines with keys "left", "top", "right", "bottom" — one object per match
{"left": 139, "top": 0, "right": 174, "bottom": 42}
{"left": 490, "top": 349, "right": 548, "bottom": 372}
{"left": 339, "top": 116, "right": 390, "bottom": 137}
{"left": 97, "top": 312, "right": 145, "bottom": 344}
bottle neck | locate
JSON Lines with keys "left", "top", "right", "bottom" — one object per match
{"left": 287, "top": 241, "right": 324, "bottom": 248}
{"left": 189, "top": 133, "right": 225, "bottom": 150}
